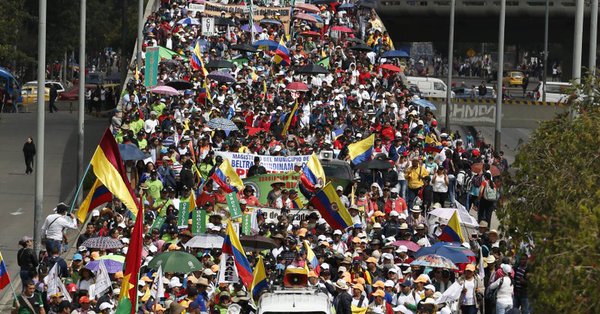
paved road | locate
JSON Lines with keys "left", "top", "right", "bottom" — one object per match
{"left": 0, "top": 101, "right": 106, "bottom": 303}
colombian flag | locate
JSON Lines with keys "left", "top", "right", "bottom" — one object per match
{"left": 0, "top": 252, "right": 11, "bottom": 291}
{"left": 211, "top": 158, "right": 244, "bottom": 193}
{"left": 223, "top": 222, "right": 253, "bottom": 289}
{"left": 291, "top": 196, "right": 304, "bottom": 209}
{"left": 91, "top": 129, "right": 141, "bottom": 216}
{"left": 191, "top": 40, "right": 208, "bottom": 76}
{"left": 281, "top": 99, "right": 299, "bottom": 136}
{"left": 309, "top": 182, "right": 353, "bottom": 230}
{"left": 76, "top": 179, "right": 112, "bottom": 223}
{"left": 273, "top": 38, "right": 290, "bottom": 66}
{"left": 303, "top": 240, "right": 320, "bottom": 274}
{"left": 438, "top": 210, "right": 465, "bottom": 243}
{"left": 115, "top": 204, "right": 144, "bottom": 314}
{"left": 251, "top": 255, "right": 269, "bottom": 301}
{"left": 348, "top": 134, "right": 375, "bottom": 166}
{"left": 300, "top": 153, "right": 326, "bottom": 193}
{"left": 424, "top": 134, "right": 443, "bottom": 153}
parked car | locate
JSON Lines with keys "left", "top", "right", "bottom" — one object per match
{"left": 534, "top": 81, "right": 572, "bottom": 103}
{"left": 21, "top": 85, "right": 50, "bottom": 105}
{"left": 406, "top": 76, "right": 455, "bottom": 98}
{"left": 23, "top": 81, "right": 66, "bottom": 93}
{"left": 503, "top": 70, "right": 524, "bottom": 86}
{"left": 453, "top": 86, "right": 496, "bottom": 99}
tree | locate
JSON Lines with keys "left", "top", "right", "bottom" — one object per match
{"left": 498, "top": 73, "right": 600, "bottom": 313}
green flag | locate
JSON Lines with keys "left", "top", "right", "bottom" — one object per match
{"left": 226, "top": 192, "right": 242, "bottom": 219}
{"left": 192, "top": 210, "right": 207, "bottom": 235}
{"left": 242, "top": 214, "right": 252, "bottom": 235}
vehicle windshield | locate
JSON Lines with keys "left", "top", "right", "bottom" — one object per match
{"left": 545, "top": 84, "right": 570, "bottom": 94}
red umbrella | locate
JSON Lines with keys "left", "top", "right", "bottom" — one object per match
{"left": 391, "top": 240, "right": 421, "bottom": 252}
{"left": 286, "top": 82, "right": 309, "bottom": 92}
{"left": 331, "top": 25, "right": 353, "bottom": 33}
{"left": 380, "top": 64, "right": 402, "bottom": 72}
{"left": 295, "top": 3, "right": 321, "bottom": 12}
{"left": 471, "top": 163, "right": 501, "bottom": 177}
{"left": 294, "top": 13, "right": 318, "bottom": 23}
{"left": 300, "top": 31, "right": 321, "bottom": 37}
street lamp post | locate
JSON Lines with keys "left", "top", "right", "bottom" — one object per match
{"left": 77, "top": 0, "right": 86, "bottom": 205}
{"left": 590, "top": 0, "right": 598, "bottom": 74}
{"left": 445, "top": 0, "right": 455, "bottom": 130}
{"left": 34, "top": 0, "right": 47, "bottom": 255}
{"left": 573, "top": 0, "right": 584, "bottom": 82}
{"left": 543, "top": 0, "right": 549, "bottom": 102}
{"left": 495, "top": 0, "right": 506, "bottom": 151}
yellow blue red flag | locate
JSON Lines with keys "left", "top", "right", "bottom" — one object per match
{"left": 211, "top": 158, "right": 244, "bottom": 193}
{"left": 348, "top": 134, "right": 375, "bottom": 166}
{"left": 251, "top": 255, "right": 268, "bottom": 301}
{"left": 309, "top": 182, "right": 353, "bottom": 230}
{"left": 223, "top": 222, "right": 253, "bottom": 289}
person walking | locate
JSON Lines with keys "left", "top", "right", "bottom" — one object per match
{"left": 12, "top": 281, "right": 45, "bottom": 314}
{"left": 49, "top": 84, "right": 59, "bottom": 113}
{"left": 478, "top": 172, "right": 498, "bottom": 225}
{"left": 522, "top": 74, "right": 530, "bottom": 97}
{"left": 41, "top": 203, "right": 78, "bottom": 254}
{"left": 23, "top": 137, "right": 36, "bottom": 175}
{"left": 17, "top": 236, "right": 38, "bottom": 290}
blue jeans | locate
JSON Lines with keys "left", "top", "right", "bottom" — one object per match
{"left": 19, "top": 270, "right": 33, "bottom": 290}
{"left": 45, "top": 239, "right": 62, "bottom": 255}
{"left": 448, "top": 174, "right": 457, "bottom": 205}
{"left": 460, "top": 305, "right": 477, "bottom": 314}
{"left": 513, "top": 296, "right": 530, "bottom": 314}
{"left": 407, "top": 188, "right": 420, "bottom": 209}
{"left": 496, "top": 301, "right": 513, "bottom": 314}
{"left": 396, "top": 180, "right": 407, "bottom": 200}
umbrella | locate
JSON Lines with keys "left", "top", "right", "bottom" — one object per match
{"left": 295, "top": 63, "right": 329, "bottom": 75}
{"left": 391, "top": 240, "right": 421, "bottom": 252}
{"left": 259, "top": 18, "right": 283, "bottom": 26}
{"left": 346, "top": 37, "right": 365, "bottom": 44}
{"left": 160, "top": 59, "right": 180, "bottom": 68}
{"left": 415, "top": 243, "right": 470, "bottom": 263}
{"left": 118, "top": 143, "right": 147, "bottom": 161}
{"left": 349, "top": 44, "right": 373, "bottom": 52}
{"left": 331, "top": 25, "right": 353, "bottom": 33}
{"left": 177, "top": 17, "right": 200, "bottom": 25}
{"left": 338, "top": 3, "right": 355, "bottom": 10}
{"left": 357, "top": 0, "right": 378, "bottom": 8}
{"left": 471, "top": 163, "right": 501, "bottom": 177}
{"left": 308, "top": 13, "right": 324, "bottom": 23}
{"left": 286, "top": 82, "right": 309, "bottom": 92}
{"left": 295, "top": 3, "right": 321, "bottom": 12}
{"left": 81, "top": 237, "right": 124, "bottom": 250}
{"left": 185, "top": 234, "right": 224, "bottom": 249}
{"left": 230, "top": 44, "right": 258, "bottom": 53}
{"left": 357, "top": 158, "right": 393, "bottom": 170}
{"left": 240, "top": 235, "right": 276, "bottom": 252}
{"left": 85, "top": 259, "right": 123, "bottom": 273}
{"left": 99, "top": 255, "right": 125, "bottom": 263}
{"left": 241, "top": 23, "right": 262, "bottom": 33}
{"left": 147, "top": 251, "right": 203, "bottom": 273}
{"left": 150, "top": 85, "right": 180, "bottom": 96}
{"left": 205, "top": 60, "right": 234, "bottom": 69}
{"left": 207, "top": 71, "right": 236, "bottom": 83}
{"left": 428, "top": 207, "right": 479, "bottom": 228}
{"left": 214, "top": 17, "right": 235, "bottom": 26}
{"left": 380, "top": 64, "right": 402, "bottom": 72}
{"left": 165, "top": 80, "right": 194, "bottom": 90}
{"left": 411, "top": 98, "right": 437, "bottom": 110}
{"left": 294, "top": 13, "right": 318, "bottom": 23}
{"left": 410, "top": 254, "right": 458, "bottom": 270}
{"left": 208, "top": 117, "right": 240, "bottom": 131}
{"left": 300, "top": 31, "right": 321, "bottom": 37}
{"left": 382, "top": 50, "right": 410, "bottom": 58}
{"left": 254, "top": 40, "right": 279, "bottom": 51}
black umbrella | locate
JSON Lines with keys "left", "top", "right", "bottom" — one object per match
{"left": 295, "top": 63, "right": 329, "bottom": 75}
{"left": 357, "top": 158, "right": 393, "bottom": 170}
{"left": 230, "top": 43, "right": 258, "bottom": 53}
{"left": 259, "top": 18, "right": 283, "bottom": 26}
{"left": 160, "top": 59, "right": 180, "bottom": 67}
{"left": 349, "top": 43, "right": 373, "bottom": 52}
{"left": 346, "top": 37, "right": 365, "bottom": 44}
{"left": 357, "top": 0, "right": 378, "bottom": 8}
{"left": 215, "top": 17, "right": 235, "bottom": 26}
{"left": 205, "top": 60, "right": 234, "bottom": 69}
{"left": 165, "top": 80, "right": 194, "bottom": 90}
{"left": 240, "top": 236, "right": 276, "bottom": 252}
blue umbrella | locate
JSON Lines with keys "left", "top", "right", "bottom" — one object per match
{"left": 85, "top": 259, "right": 124, "bottom": 273}
{"left": 118, "top": 143, "right": 147, "bottom": 161}
{"left": 241, "top": 23, "right": 263, "bottom": 33}
{"left": 207, "top": 70, "right": 236, "bottom": 83}
{"left": 177, "top": 17, "right": 200, "bottom": 25}
{"left": 308, "top": 13, "right": 324, "bottom": 23}
{"left": 338, "top": 3, "right": 355, "bottom": 10}
{"left": 207, "top": 118, "right": 239, "bottom": 131}
{"left": 411, "top": 98, "right": 437, "bottom": 110}
{"left": 382, "top": 50, "right": 410, "bottom": 58}
{"left": 415, "top": 242, "right": 470, "bottom": 263}
{"left": 259, "top": 18, "right": 282, "bottom": 26}
{"left": 253, "top": 40, "right": 279, "bottom": 51}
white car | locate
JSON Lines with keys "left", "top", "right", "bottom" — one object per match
{"left": 23, "top": 81, "right": 66, "bottom": 93}
{"left": 534, "top": 82, "right": 571, "bottom": 103}
{"left": 407, "top": 76, "right": 455, "bottom": 98}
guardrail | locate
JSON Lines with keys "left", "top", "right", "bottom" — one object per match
{"left": 424, "top": 97, "right": 564, "bottom": 106}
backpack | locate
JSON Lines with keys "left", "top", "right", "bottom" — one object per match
{"left": 471, "top": 174, "right": 483, "bottom": 188}
{"left": 483, "top": 183, "right": 499, "bottom": 201}
{"left": 485, "top": 277, "right": 504, "bottom": 301}
{"left": 456, "top": 170, "right": 468, "bottom": 194}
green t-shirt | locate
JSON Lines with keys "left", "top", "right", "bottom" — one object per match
{"left": 147, "top": 179, "right": 163, "bottom": 200}
{"left": 152, "top": 103, "right": 166, "bottom": 115}
{"left": 130, "top": 119, "right": 144, "bottom": 134}
{"left": 15, "top": 292, "right": 43, "bottom": 314}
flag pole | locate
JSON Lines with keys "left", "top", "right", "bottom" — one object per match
{"left": 69, "top": 162, "right": 93, "bottom": 213}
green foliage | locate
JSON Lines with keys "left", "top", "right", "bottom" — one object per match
{"left": 0, "top": 0, "right": 35, "bottom": 67}
{"left": 498, "top": 73, "right": 600, "bottom": 313}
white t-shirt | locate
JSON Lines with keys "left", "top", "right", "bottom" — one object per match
{"left": 462, "top": 278, "right": 476, "bottom": 305}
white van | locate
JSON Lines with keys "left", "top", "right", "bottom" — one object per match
{"left": 534, "top": 82, "right": 571, "bottom": 103}
{"left": 406, "top": 76, "right": 455, "bottom": 98}
{"left": 258, "top": 289, "right": 332, "bottom": 314}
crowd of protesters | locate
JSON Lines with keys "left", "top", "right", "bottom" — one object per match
{"left": 11, "top": 0, "right": 531, "bottom": 313}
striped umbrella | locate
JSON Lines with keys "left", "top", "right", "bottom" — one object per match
{"left": 81, "top": 237, "right": 124, "bottom": 250}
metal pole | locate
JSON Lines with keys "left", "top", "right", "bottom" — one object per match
{"left": 445, "top": 0, "right": 455, "bottom": 130}
{"left": 590, "top": 0, "right": 598, "bottom": 74}
{"left": 573, "top": 0, "right": 584, "bottom": 82}
{"left": 77, "top": 0, "right": 86, "bottom": 205}
{"left": 34, "top": 0, "right": 47, "bottom": 255}
{"left": 543, "top": 0, "right": 549, "bottom": 102}
{"left": 249, "top": 0, "right": 255, "bottom": 44}
{"left": 137, "top": 0, "right": 144, "bottom": 70}
{"left": 495, "top": 0, "right": 506, "bottom": 151}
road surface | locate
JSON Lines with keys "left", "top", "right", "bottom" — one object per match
{"left": 0, "top": 101, "right": 106, "bottom": 306}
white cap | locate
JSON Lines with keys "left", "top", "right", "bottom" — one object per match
{"left": 338, "top": 266, "right": 347, "bottom": 273}
{"left": 373, "top": 222, "right": 382, "bottom": 229}
{"left": 390, "top": 211, "right": 399, "bottom": 217}
{"left": 169, "top": 277, "right": 182, "bottom": 288}
{"left": 99, "top": 303, "right": 113, "bottom": 311}
{"left": 390, "top": 188, "right": 399, "bottom": 193}
{"left": 424, "top": 284, "right": 436, "bottom": 292}
{"left": 336, "top": 185, "right": 344, "bottom": 191}
{"left": 397, "top": 245, "right": 408, "bottom": 253}
{"left": 382, "top": 253, "right": 394, "bottom": 260}
{"left": 385, "top": 280, "right": 395, "bottom": 287}
{"left": 321, "top": 263, "right": 330, "bottom": 270}
{"left": 91, "top": 209, "right": 100, "bottom": 217}
{"left": 388, "top": 268, "right": 398, "bottom": 274}
{"left": 333, "top": 230, "right": 343, "bottom": 235}
{"left": 318, "top": 235, "right": 327, "bottom": 241}
{"left": 203, "top": 268, "right": 215, "bottom": 276}
{"left": 399, "top": 213, "right": 408, "bottom": 220}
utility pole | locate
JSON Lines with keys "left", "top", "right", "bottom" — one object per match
{"left": 543, "top": 0, "right": 549, "bottom": 102}
{"left": 495, "top": 0, "right": 506, "bottom": 151}
{"left": 77, "top": 0, "right": 86, "bottom": 205}
{"left": 445, "top": 0, "right": 456, "bottom": 130}
{"left": 590, "top": 0, "right": 598, "bottom": 75}
{"left": 34, "top": 0, "right": 47, "bottom": 255}
{"left": 137, "top": 0, "right": 144, "bottom": 70}
{"left": 573, "top": 0, "right": 584, "bottom": 82}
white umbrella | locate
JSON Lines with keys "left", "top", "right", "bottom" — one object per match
{"left": 428, "top": 207, "right": 479, "bottom": 228}
{"left": 185, "top": 234, "right": 224, "bottom": 249}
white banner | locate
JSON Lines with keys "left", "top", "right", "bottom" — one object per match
{"left": 44, "top": 264, "right": 72, "bottom": 302}
{"left": 202, "top": 17, "right": 216, "bottom": 36}
{"left": 150, "top": 265, "right": 165, "bottom": 302}
{"left": 94, "top": 260, "right": 112, "bottom": 299}
{"left": 254, "top": 207, "right": 320, "bottom": 222}
{"left": 189, "top": 3, "right": 205, "bottom": 13}
{"left": 217, "top": 253, "right": 240, "bottom": 284}
{"left": 215, "top": 152, "right": 311, "bottom": 178}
